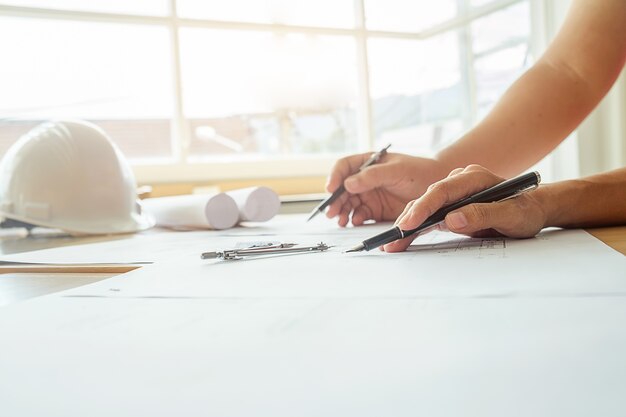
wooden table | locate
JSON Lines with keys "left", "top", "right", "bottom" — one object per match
{"left": 587, "top": 225, "right": 626, "bottom": 255}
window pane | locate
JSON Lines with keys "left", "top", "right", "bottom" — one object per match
{"left": 177, "top": 0, "right": 354, "bottom": 28}
{"left": 179, "top": 29, "right": 359, "bottom": 160}
{"left": 471, "top": 1, "right": 530, "bottom": 55}
{"left": 475, "top": 45, "right": 530, "bottom": 119}
{"left": 0, "top": 17, "right": 174, "bottom": 161}
{"left": 368, "top": 33, "right": 463, "bottom": 155}
{"left": 0, "top": 0, "right": 169, "bottom": 15}
{"left": 472, "top": 1, "right": 531, "bottom": 119}
{"left": 470, "top": 0, "right": 496, "bottom": 7}
{"left": 364, "top": 0, "right": 457, "bottom": 32}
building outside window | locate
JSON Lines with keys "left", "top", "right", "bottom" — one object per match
{"left": 0, "top": 0, "right": 534, "bottom": 184}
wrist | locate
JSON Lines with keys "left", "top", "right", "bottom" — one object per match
{"left": 433, "top": 147, "right": 463, "bottom": 175}
{"left": 531, "top": 184, "right": 559, "bottom": 228}
{"left": 532, "top": 180, "right": 588, "bottom": 228}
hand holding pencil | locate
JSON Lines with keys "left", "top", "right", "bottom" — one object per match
{"left": 321, "top": 149, "right": 450, "bottom": 227}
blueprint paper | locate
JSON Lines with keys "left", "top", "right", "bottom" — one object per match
{"left": 0, "top": 215, "right": 625, "bottom": 416}
{"left": 62, "top": 226, "right": 626, "bottom": 299}
{"left": 0, "top": 294, "right": 625, "bottom": 417}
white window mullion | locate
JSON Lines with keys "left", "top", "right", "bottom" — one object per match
{"left": 354, "top": 0, "right": 375, "bottom": 151}
{"left": 456, "top": 0, "right": 478, "bottom": 128}
{"left": 168, "top": 0, "right": 189, "bottom": 164}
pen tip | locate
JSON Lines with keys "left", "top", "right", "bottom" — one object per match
{"left": 344, "top": 243, "right": 365, "bottom": 253}
{"left": 306, "top": 210, "right": 319, "bottom": 222}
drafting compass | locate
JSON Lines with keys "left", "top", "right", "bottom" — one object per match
{"left": 201, "top": 242, "right": 331, "bottom": 261}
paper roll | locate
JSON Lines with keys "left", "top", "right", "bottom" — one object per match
{"left": 226, "top": 186, "right": 281, "bottom": 222}
{"left": 142, "top": 193, "right": 239, "bottom": 230}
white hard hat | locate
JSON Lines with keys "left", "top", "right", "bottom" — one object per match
{"left": 0, "top": 120, "right": 154, "bottom": 235}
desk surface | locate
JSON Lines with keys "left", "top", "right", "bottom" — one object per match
{"left": 0, "top": 225, "right": 624, "bottom": 308}
{"left": 1, "top": 224, "right": 625, "bottom": 417}
{"left": 587, "top": 225, "right": 626, "bottom": 255}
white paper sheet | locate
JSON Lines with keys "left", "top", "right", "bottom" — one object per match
{"left": 0, "top": 294, "right": 625, "bottom": 416}
{"left": 2, "top": 215, "right": 625, "bottom": 297}
{"left": 62, "top": 225, "right": 626, "bottom": 299}
{"left": 0, "top": 216, "right": 312, "bottom": 265}
{"left": 0, "top": 215, "right": 625, "bottom": 415}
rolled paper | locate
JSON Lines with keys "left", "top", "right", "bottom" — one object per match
{"left": 142, "top": 193, "right": 239, "bottom": 230}
{"left": 226, "top": 186, "right": 280, "bottom": 222}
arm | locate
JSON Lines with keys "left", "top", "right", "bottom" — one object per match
{"left": 536, "top": 167, "right": 626, "bottom": 229}
{"left": 436, "top": 0, "right": 626, "bottom": 177}
{"left": 384, "top": 165, "right": 626, "bottom": 252}
{"left": 324, "top": 0, "right": 626, "bottom": 226}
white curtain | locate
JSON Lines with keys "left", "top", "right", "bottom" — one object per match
{"left": 534, "top": 0, "right": 626, "bottom": 180}
{"left": 577, "top": 70, "right": 626, "bottom": 176}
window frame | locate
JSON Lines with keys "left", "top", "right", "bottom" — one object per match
{"left": 0, "top": 0, "right": 536, "bottom": 184}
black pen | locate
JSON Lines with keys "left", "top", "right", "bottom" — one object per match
{"left": 307, "top": 144, "right": 392, "bottom": 222}
{"left": 345, "top": 171, "right": 541, "bottom": 252}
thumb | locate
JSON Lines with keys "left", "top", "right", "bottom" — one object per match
{"left": 445, "top": 203, "right": 495, "bottom": 234}
{"left": 445, "top": 196, "right": 545, "bottom": 239}
{"left": 445, "top": 202, "right": 512, "bottom": 235}
{"left": 344, "top": 165, "right": 393, "bottom": 194}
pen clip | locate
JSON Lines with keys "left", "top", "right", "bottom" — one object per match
{"left": 360, "top": 144, "right": 391, "bottom": 170}
{"left": 496, "top": 183, "right": 539, "bottom": 203}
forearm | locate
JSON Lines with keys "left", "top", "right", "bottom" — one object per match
{"left": 437, "top": 61, "right": 596, "bottom": 177}
{"left": 436, "top": 0, "right": 626, "bottom": 178}
{"left": 536, "top": 167, "right": 626, "bottom": 229}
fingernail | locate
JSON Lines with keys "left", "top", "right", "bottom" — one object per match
{"left": 447, "top": 212, "right": 468, "bottom": 229}
{"left": 345, "top": 177, "right": 357, "bottom": 189}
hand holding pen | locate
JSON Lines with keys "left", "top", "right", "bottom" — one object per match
{"left": 307, "top": 144, "right": 391, "bottom": 222}
{"left": 347, "top": 166, "right": 543, "bottom": 253}
{"left": 321, "top": 150, "right": 449, "bottom": 227}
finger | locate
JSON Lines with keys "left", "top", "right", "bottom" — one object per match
{"left": 343, "top": 163, "right": 393, "bottom": 194}
{"left": 351, "top": 201, "right": 373, "bottom": 226}
{"left": 445, "top": 204, "right": 507, "bottom": 236}
{"left": 341, "top": 194, "right": 361, "bottom": 226}
{"left": 337, "top": 199, "right": 354, "bottom": 227}
{"left": 467, "top": 229, "right": 504, "bottom": 239}
{"left": 447, "top": 167, "right": 464, "bottom": 177}
{"left": 325, "top": 192, "right": 350, "bottom": 218}
{"left": 347, "top": 194, "right": 361, "bottom": 213}
{"left": 381, "top": 199, "right": 418, "bottom": 252}
{"left": 394, "top": 199, "right": 418, "bottom": 226}
{"left": 382, "top": 232, "right": 420, "bottom": 252}
{"left": 463, "top": 164, "right": 488, "bottom": 173}
{"left": 326, "top": 153, "right": 375, "bottom": 193}
{"left": 397, "top": 169, "right": 502, "bottom": 232}
{"left": 383, "top": 221, "right": 447, "bottom": 252}
{"left": 445, "top": 197, "right": 539, "bottom": 238}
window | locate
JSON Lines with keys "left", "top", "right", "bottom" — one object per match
{"left": 0, "top": 0, "right": 533, "bottom": 183}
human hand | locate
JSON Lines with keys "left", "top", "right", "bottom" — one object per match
{"left": 325, "top": 152, "right": 449, "bottom": 227}
{"left": 383, "top": 165, "right": 548, "bottom": 252}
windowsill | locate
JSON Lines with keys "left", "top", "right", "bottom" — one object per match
{"left": 143, "top": 176, "right": 328, "bottom": 198}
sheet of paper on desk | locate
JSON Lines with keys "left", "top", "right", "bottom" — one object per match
{"left": 66, "top": 226, "right": 626, "bottom": 299}
{"left": 0, "top": 215, "right": 418, "bottom": 271}
{"left": 1, "top": 216, "right": 625, "bottom": 415}
{"left": 0, "top": 289, "right": 625, "bottom": 416}
{"left": 0, "top": 214, "right": 374, "bottom": 265}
